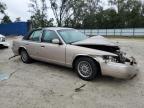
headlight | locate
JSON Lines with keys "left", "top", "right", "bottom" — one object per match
{"left": 2, "top": 37, "right": 5, "bottom": 42}
{"left": 102, "top": 55, "right": 117, "bottom": 63}
{"left": 0, "top": 37, "right": 5, "bottom": 42}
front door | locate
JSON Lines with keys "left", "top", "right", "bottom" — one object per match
{"left": 39, "top": 30, "right": 65, "bottom": 65}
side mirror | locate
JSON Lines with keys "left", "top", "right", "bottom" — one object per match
{"left": 52, "top": 39, "right": 61, "bottom": 44}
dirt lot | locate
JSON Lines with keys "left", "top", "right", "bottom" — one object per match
{"left": 0, "top": 37, "right": 144, "bottom": 108}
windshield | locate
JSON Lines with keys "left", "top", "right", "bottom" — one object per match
{"left": 57, "top": 29, "right": 88, "bottom": 44}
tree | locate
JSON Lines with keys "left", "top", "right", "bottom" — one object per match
{"left": 0, "top": 2, "right": 6, "bottom": 14}
{"left": 49, "top": 0, "right": 74, "bottom": 26}
{"left": 82, "top": 0, "right": 102, "bottom": 28}
{"left": 28, "top": 0, "right": 144, "bottom": 29}
{"left": 29, "top": 0, "right": 53, "bottom": 28}
{"left": 1, "top": 15, "right": 12, "bottom": 24}
{"left": 108, "top": 0, "right": 144, "bottom": 28}
{"left": 63, "top": 0, "right": 102, "bottom": 28}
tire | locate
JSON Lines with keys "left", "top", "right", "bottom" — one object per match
{"left": 74, "top": 57, "right": 99, "bottom": 81}
{"left": 20, "top": 49, "right": 32, "bottom": 63}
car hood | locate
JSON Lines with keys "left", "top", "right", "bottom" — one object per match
{"left": 0, "top": 34, "right": 5, "bottom": 38}
{"left": 71, "top": 36, "right": 120, "bottom": 53}
{"left": 67, "top": 45, "right": 117, "bottom": 57}
{"left": 72, "top": 35, "right": 116, "bottom": 46}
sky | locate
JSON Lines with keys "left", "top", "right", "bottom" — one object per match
{"left": 0, "top": 0, "right": 144, "bottom": 22}
{"left": 0, "top": 0, "right": 54, "bottom": 22}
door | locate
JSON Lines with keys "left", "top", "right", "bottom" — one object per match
{"left": 40, "top": 30, "right": 66, "bottom": 65}
{"left": 24, "top": 30, "right": 42, "bottom": 59}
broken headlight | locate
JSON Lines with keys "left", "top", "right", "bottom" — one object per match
{"left": 102, "top": 55, "right": 117, "bottom": 63}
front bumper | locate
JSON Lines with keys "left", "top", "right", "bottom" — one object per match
{"left": 0, "top": 42, "right": 9, "bottom": 47}
{"left": 99, "top": 62, "right": 139, "bottom": 79}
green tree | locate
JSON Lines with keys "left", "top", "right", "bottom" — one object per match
{"left": 108, "top": 0, "right": 144, "bottom": 28}
{"left": 49, "top": 0, "right": 74, "bottom": 26}
{"left": 64, "top": 0, "right": 102, "bottom": 28}
{"left": 29, "top": 0, "right": 53, "bottom": 28}
{"left": 0, "top": 2, "right": 6, "bottom": 14}
{"left": 64, "top": 0, "right": 87, "bottom": 28}
{"left": 1, "top": 15, "right": 12, "bottom": 24}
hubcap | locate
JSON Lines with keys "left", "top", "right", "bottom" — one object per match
{"left": 77, "top": 61, "right": 92, "bottom": 78}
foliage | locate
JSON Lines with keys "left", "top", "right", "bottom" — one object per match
{"left": 63, "top": 0, "right": 144, "bottom": 29}
{"left": 2, "top": 0, "right": 144, "bottom": 29}
{"left": 29, "top": 0, "right": 53, "bottom": 28}
{"left": 1, "top": 15, "right": 12, "bottom": 24}
{"left": 0, "top": 2, "right": 6, "bottom": 14}
{"left": 49, "top": 0, "right": 74, "bottom": 26}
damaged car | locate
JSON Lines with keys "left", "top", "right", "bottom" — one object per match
{"left": 12, "top": 27, "right": 139, "bottom": 80}
{"left": 0, "top": 34, "right": 9, "bottom": 48}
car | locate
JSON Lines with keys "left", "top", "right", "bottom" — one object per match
{"left": 12, "top": 27, "right": 138, "bottom": 81}
{"left": 0, "top": 34, "right": 9, "bottom": 48}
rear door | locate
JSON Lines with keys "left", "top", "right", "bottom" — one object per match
{"left": 24, "top": 30, "right": 42, "bottom": 59}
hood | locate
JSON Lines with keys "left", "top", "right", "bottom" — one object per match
{"left": 72, "top": 36, "right": 120, "bottom": 53}
{"left": 0, "top": 34, "right": 5, "bottom": 38}
{"left": 72, "top": 35, "right": 116, "bottom": 46}
{"left": 67, "top": 45, "right": 117, "bottom": 57}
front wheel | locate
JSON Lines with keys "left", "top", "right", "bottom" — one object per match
{"left": 75, "top": 57, "right": 99, "bottom": 81}
{"left": 20, "top": 49, "right": 32, "bottom": 63}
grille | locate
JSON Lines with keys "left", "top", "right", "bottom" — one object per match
{"left": 0, "top": 37, "right": 5, "bottom": 42}
{"left": 2, "top": 38, "right": 5, "bottom": 42}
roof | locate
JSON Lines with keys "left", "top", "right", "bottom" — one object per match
{"left": 43, "top": 27, "right": 73, "bottom": 31}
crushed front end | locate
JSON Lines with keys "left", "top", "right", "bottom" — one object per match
{"left": 96, "top": 52, "right": 139, "bottom": 79}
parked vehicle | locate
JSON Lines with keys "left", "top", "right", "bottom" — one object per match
{"left": 0, "top": 34, "right": 9, "bottom": 48}
{"left": 12, "top": 27, "right": 138, "bottom": 80}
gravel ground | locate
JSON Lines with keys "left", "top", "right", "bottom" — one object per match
{"left": 0, "top": 37, "right": 144, "bottom": 108}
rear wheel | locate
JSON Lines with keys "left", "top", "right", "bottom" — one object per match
{"left": 20, "top": 49, "right": 32, "bottom": 63}
{"left": 74, "top": 57, "right": 99, "bottom": 81}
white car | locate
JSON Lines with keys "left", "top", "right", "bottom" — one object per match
{"left": 0, "top": 34, "right": 9, "bottom": 48}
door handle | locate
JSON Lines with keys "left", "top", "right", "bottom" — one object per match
{"left": 41, "top": 45, "right": 45, "bottom": 48}
{"left": 25, "top": 43, "right": 29, "bottom": 45}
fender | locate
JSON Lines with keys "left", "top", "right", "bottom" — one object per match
{"left": 18, "top": 46, "right": 27, "bottom": 54}
{"left": 71, "top": 54, "right": 101, "bottom": 68}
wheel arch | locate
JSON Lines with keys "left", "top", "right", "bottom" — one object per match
{"left": 72, "top": 55, "right": 101, "bottom": 76}
{"left": 18, "top": 46, "right": 27, "bottom": 55}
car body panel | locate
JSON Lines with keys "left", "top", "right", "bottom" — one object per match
{"left": 0, "top": 34, "right": 9, "bottom": 47}
{"left": 12, "top": 27, "right": 138, "bottom": 79}
{"left": 72, "top": 35, "right": 116, "bottom": 46}
{"left": 65, "top": 44, "right": 117, "bottom": 66}
{"left": 99, "top": 62, "right": 138, "bottom": 79}
{"left": 38, "top": 42, "right": 66, "bottom": 65}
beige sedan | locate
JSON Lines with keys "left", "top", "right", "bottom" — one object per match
{"left": 12, "top": 27, "right": 138, "bottom": 80}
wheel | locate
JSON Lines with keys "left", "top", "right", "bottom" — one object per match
{"left": 74, "top": 57, "right": 99, "bottom": 81}
{"left": 20, "top": 49, "right": 32, "bottom": 63}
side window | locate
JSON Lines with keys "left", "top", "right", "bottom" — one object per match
{"left": 42, "top": 30, "right": 59, "bottom": 43}
{"left": 29, "top": 30, "right": 42, "bottom": 41}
